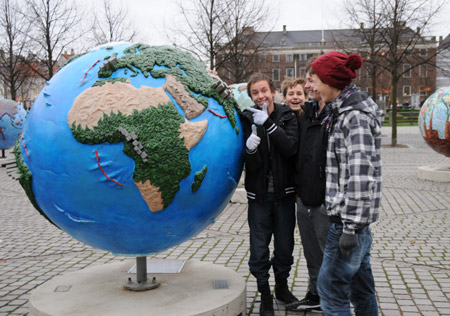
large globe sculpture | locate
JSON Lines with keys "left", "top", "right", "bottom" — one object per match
{"left": 419, "top": 86, "right": 450, "bottom": 157}
{"left": 15, "top": 43, "right": 244, "bottom": 255}
{"left": 0, "top": 99, "right": 26, "bottom": 150}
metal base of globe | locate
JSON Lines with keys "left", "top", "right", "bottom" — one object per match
{"left": 28, "top": 259, "right": 246, "bottom": 316}
{"left": 124, "top": 278, "right": 160, "bottom": 291}
{"left": 418, "top": 166, "right": 450, "bottom": 182}
{"left": 0, "top": 149, "right": 5, "bottom": 158}
{"left": 123, "top": 256, "right": 160, "bottom": 291}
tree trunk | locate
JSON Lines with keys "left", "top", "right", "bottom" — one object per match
{"left": 391, "top": 77, "right": 398, "bottom": 146}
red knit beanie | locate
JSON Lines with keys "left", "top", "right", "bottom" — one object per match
{"left": 311, "top": 52, "right": 363, "bottom": 90}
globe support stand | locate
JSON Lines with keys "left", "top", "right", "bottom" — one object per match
{"left": 124, "top": 256, "right": 160, "bottom": 291}
{"left": 0, "top": 149, "right": 5, "bottom": 158}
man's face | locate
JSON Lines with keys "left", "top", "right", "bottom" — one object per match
{"left": 305, "top": 72, "right": 321, "bottom": 101}
{"left": 249, "top": 80, "right": 275, "bottom": 109}
{"left": 283, "top": 84, "right": 306, "bottom": 112}
{"left": 311, "top": 73, "right": 340, "bottom": 103}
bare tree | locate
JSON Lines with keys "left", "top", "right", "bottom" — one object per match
{"left": 0, "top": 0, "right": 30, "bottom": 101}
{"left": 342, "top": 0, "right": 446, "bottom": 146}
{"left": 376, "top": 0, "right": 446, "bottom": 146}
{"left": 168, "top": 0, "right": 228, "bottom": 70}
{"left": 216, "top": 0, "right": 273, "bottom": 83}
{"left": 342, "top": 0, "right": 386, "bottom": 102}
{"left": 22, "top": 0, "right": 83, "bottom": 81}
{"left": 90, "top": 0, "right": 139, "bottom": 46}
{"left": 169, "top": 0, "right": 275, "bottom": 76}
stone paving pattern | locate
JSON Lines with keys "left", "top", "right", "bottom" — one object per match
{"left": 0, "top": 126, "right": 449, "bottom": 316}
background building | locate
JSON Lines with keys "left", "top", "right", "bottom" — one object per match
{"left": 436, "top": 34, "right": 450, "bottom": 89}
{"left": 217, "top": 25, "right": 440, "bottom": 109}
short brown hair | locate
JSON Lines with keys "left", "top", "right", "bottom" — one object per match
{"left": 247, "top": 73, "right": 276, "bottom": 97}
{"left": 281, "top": 77, "right": 306, "bottom": 97}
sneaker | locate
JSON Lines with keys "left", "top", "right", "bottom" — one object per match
{"left": 285, "top": 291, "right": 321, "bottom": 311}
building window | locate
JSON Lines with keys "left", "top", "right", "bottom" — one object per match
{"left": 272, "top": 55, "right": 280, "bottom": 62}
{"left": 273, "top": 69, "right": 280, "bottom": 81}
{"left": 286, "top": 68, "right": 294, "bottom": 78}
{"left": 403, "top": 85, "right": 411, "bottom": 96}
{"left": 299, "top": 67, "right": 306, "bottom": 78}
{"left": 258, "top": 54, "right": 266, "bottom": 62}
{"left": 403, "top": 64, "right": 411, "bottom": 78}
{"left": 419, "top": 85, "right": 426, "bottom": 96}
{"left": 300, "top": 54, "right": 307, "bottom": 61}
{"left": 286, "top": 54, "right": 293, "bottom": 62}
{"left": 420, "top": 49, "right": 427, "bottom": 56}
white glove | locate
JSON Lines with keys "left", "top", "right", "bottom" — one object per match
{"left": 246, "top": 124, "right": 260, "bottom": 152}
{"left": 248, "top": 103, "right": 268, "bottom": 125}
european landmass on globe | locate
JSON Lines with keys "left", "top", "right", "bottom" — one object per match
{"left": 14, "top": 43, "right": 244, "bottom": 255}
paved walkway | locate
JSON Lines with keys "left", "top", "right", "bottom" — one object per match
{"left": 0, "top": 126, "right": 449, "bottom": 316}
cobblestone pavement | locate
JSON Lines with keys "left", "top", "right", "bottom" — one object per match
{"left": 1, "top": 126, "right": 449, "bottom": 316}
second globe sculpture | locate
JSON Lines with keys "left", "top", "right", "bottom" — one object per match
{"left": 15, "top": 43, "right": 244, "bottom": 255}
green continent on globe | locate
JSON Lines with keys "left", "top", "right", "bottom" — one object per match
{"left": 68, "top": 80, "right": 208, "bottom": 212}
{"left": 97, "top": 43, "right": 239, "bottom": 130}
{"left": 92, "top": 77, "right": 128, "bottom": 87}
{"left": 72, "top": 103, "right": 191, "bottom": 210}
{"left": 192, "top": 166, "right": 207, "bottom": 193}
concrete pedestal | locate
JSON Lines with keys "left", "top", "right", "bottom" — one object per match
{"left": 418, "top": 166, "right": 450, "bottom": 182}
{"left": 29, "top": 260, "right": 246, "bottom": 316}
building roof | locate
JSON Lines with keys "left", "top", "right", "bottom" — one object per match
{"left": 252, "top": 26, "right": 434, "bottom": 51}
{"left": 254, "top": 29, "right": 361, "bottom": 49}
{"left": 440, "top": 33, "right": 450, "bottom": 49}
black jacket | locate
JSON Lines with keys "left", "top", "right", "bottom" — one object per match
{"left": 295, "top": 101, "right": 332, "bottom": 207}
{"left": 241, "top": 103, "right": 298, "bottom": 203}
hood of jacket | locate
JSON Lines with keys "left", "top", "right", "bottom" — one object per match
{"left": 332, "top": 89, "right": 384, "bottom": 126}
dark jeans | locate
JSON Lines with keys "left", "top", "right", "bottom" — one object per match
{"left": 318, "top": 223, "right": 378, "bottom": 316}
{"left": 248, "top": 193, "right": 295, "bottom": 285}
{"left": 297, "top": 198, "right": 330, "bottom": 295}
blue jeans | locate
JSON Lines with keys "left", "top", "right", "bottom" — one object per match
{"left": 318, "top": 223, "right": 378, "bottom": 316}
{"left": 248, "top": 193, "right": 295, "bottom": 285}
{"left": 297, "top": 198, "right": 330, "bottom": 295}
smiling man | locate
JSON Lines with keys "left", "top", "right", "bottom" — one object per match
{"left": 240, "top": 73, "right": 299, "bottom": 316}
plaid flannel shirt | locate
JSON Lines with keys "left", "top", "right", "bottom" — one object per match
{"left": 325, "top": 86, "right": 382, "bottom": 235}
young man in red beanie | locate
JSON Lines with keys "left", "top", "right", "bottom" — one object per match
{"left": 240, "top": 73, "right": 299, "bottom": 316}
{"left": 310, "top": 51, "right": 383, "bottom": 315}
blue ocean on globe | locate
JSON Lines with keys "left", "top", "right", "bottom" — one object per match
{"left": 0, "top": 99, "right": 26, "bottom": 150}
{"left": 17, "top": 42, "right": 244, "bottom": 255}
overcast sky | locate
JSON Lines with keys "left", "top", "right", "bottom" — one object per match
{"left": 84, "top": 0, "right": 450, "bottom": 46}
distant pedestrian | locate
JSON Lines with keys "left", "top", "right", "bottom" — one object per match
{"left": 240, "top": 73, "right": 299, "bottom": 316}
{"left": 311, "top": 51, "right": 383, "bottom": 315}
